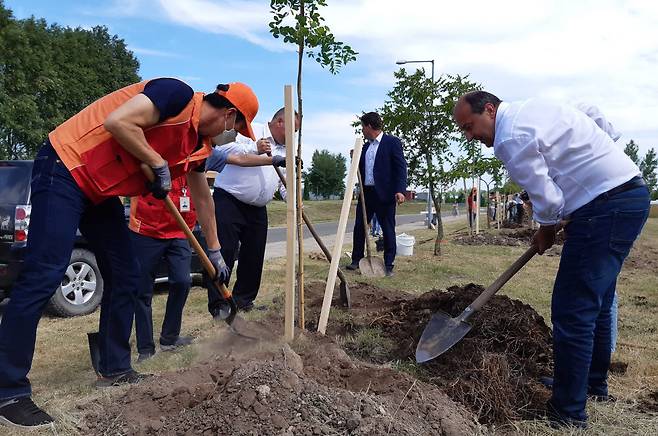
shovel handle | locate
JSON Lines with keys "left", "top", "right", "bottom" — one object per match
{"left": 140, "top": 164, "right": 233, "bottom": 302}
{"left": 459, "top": 244, "right": 538, "bottom": 322}
{"left": 355, "top": 170, "right": 374, "bottom": 258}
{"left": 271, "top": 162, "right": 350, "bottom": 288}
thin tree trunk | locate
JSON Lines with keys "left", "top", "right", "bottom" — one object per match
{"left": 433, "top": 193, "right": 444, "bottom": 256}
{"left": 295, "top": 0, "right": 305, "bottom": 330}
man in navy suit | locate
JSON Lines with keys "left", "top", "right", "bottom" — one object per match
{"left": 347, "top": 112, "right": 408, "bottom": 276}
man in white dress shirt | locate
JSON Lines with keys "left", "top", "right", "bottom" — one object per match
{"left": 453, "top": 91, "right": 650, "bottom": 428}
{"left": 207, "top": 108, "right": 298, "bottom": 316}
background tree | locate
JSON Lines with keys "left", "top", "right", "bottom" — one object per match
{"left": 0, "top": 1, "right": 139, "bottom": 159}
{"left": 303, "top": 149, "right": 347, "bottom": 199}
{"left": 624, "top": 139, "right": 640, "bottom": 166}
{"left": 640, "top": 147, "right": 657, "bottom": 196}
{"left": 379, "top": 69, "right": 479, "bottom": 255}
{"left": 269, "top": 0, "right": 357, "bottom": 312}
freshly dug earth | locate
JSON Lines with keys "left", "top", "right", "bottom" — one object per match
{"left": 304, "top": 283, "right": 553, "bottom": 424}
{"left": 82, "top": 331, "right": 476, "bottom": 435}
{"left": 452, "top": 228, "right": 564, "bottom": 248}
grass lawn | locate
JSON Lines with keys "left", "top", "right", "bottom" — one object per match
{"left": 6, "top": 213, "right": 658, "bottom": 435}
{"left": 267, "top": 198, "right": 435, "bottom": 227}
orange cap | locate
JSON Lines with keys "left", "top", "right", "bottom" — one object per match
{"left": 217, "top": 82, "right": 259, "bottom": 140}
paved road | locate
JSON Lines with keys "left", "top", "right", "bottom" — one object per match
{"left": 266, "top": 212, "right": 454, "bottom": 243}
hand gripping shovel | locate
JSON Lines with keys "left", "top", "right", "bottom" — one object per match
{"left": 140, "top": 165, "right": 258, "bottom": 340}
{"left": 355, "top": 171, "right": 386, "bottom": 277}
{"left": 415, "top": 245, "right": 538, "bottom": 363}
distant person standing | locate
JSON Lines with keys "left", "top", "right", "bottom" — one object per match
{"left": 467, "top": 187, "right": 477, "bottom": 229}
{"left": 346, "top": 112, "right": 408, "bottom": 277}
{"left": 514, "top": 193, "right": 524, "bottom": 224}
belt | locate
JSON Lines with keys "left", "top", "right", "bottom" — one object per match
{"left": 597, "top": 176, "right": 646, "bottom": 200}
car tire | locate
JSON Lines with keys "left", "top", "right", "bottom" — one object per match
{"left": 47, "top": 248, "right": 104, "bottom": 317}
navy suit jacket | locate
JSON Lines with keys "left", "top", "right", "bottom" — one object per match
{"left": 359, "top": 133, "right": 408, "bottom": 203}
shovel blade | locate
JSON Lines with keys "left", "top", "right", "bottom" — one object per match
{"left": 359, "top": 257, "right": 386, "bottom": 278}
{"left": 415, "top": 311, "right": 472, "bottom": 363}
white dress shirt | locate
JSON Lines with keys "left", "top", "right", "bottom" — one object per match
{"left": 493, "top": 99, "right": 640, "bottom": 224}
{"left": 214, "top": 122, "right": 286, "bottom": 207}
{"left": 364, "top": 131, "right": 383, "bottom": 186}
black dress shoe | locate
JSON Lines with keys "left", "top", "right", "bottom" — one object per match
{"left": 345, "top": 263, "right": 359, "bottom": 271}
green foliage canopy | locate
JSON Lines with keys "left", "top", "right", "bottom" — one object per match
{"left": 0, "top": 1, "right": 140, "bottom": 159}
{"left": 303, "top": 149, "right": 347, "bottom": 199}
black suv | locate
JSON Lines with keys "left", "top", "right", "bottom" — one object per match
{"left": 0, "top": 160, "right": 205, "bottom": 317}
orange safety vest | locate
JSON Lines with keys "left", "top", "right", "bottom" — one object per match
{"left": 129, "top": 175, "right": 197, "bottom": 239}
{"left": 49, "top": 79, "right": 212, "bottom": 204}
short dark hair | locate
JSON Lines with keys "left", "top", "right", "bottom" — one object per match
{"left": 203, "top": 84, "right": 246, "bottom": 123}
{"left": 462, "top": 91, "right": 502, "bottom": 114}
{"left": 360, "top": 112, "right": 383, "bottom": 130}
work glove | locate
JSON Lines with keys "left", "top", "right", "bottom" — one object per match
{"left": 208, "top": 248, "right": 230, "bottom": 283}
{"left": 147, "top": 163, "right": 172, "bottom": 200}
{"left": 272, "top": 155, "right": 286, "bottom": 168}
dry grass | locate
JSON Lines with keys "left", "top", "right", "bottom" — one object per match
{"left": 3, "top": 216, "right": 657, "bottom": 435}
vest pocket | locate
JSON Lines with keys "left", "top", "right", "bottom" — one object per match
{"left": 81, "top": 143, "right": 138, "bottom": 192}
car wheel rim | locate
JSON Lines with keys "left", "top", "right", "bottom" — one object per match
{"left": 60, "top": 261, "right": 97, "bottom": 306}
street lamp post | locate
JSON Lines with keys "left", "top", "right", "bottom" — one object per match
{"left": 396, "top": 59, "right": 435, "bottom": 229}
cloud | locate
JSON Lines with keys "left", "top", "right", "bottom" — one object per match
{"left": 157, "top": 0, "right": 287, "bottom": 51}
{"left": 128, "top": 46, "right": 184, "bottom": 58}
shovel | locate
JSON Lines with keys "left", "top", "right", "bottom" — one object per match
{"left": 415, "top": 244, "right": 538, "bottom": 363}
{"left": 355, "top": 171, "right": 386, "bottom": 277}
{"left": 271, "top": 163, "right": 351, "bottom": 307}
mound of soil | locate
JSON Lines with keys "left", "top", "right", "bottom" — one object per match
{"left": 624, "top": 245, "right": 658, "bottom": 273}
{"left": 82, "top": 334, "right": 476, "bottom": 435}
{"left": 302, "top": 283, "right": 553, "bottom": 424}
{"left": 452, "top": 228, "right": 564, "bottom": 249}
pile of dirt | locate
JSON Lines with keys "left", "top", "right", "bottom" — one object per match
{"left": 452, "top": 228, "right": 564, "bottom": 249}
{"left": 82, "top": 333, "right": 476, "bottom": 435}
{"left": 301, "top": 283, "right": 553, "bottom": 424}
{"left": 624, "top": 245, "right": 658, "bottom": 273}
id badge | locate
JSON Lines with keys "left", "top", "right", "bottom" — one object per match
{"left": 179, "top": 196, "right": 190, "bottom": 212}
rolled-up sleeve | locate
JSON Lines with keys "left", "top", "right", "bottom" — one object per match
{"left": 495, "top": 137, "right": 564, "bottom": 225}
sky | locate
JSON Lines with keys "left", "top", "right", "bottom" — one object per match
{"left": 5, "top": 0, "right": 658, "bottom": 187}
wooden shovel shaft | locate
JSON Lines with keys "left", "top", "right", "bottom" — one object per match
{"left": 459, "top": 245, "right": 538, "bottom": 322}
{"left": 141, "top": 164, "right": 232, "bottom": 301}
{"left": 272, "top": 165, "right": 350, "bottom": 285}
{"left": 355, "top": 170, "right": 374, "bottom": 258}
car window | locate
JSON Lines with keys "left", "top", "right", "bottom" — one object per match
{"left": 0, "top": 162, "right": 32, "bottom": 204}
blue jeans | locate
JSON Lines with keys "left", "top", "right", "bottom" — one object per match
{"left": 0, "top": 142, "right": 140, "bottom": 400}
{"left": 550, "top": 184, "right": 650, "bottom": 423}
{"left": 131, "top": 232, "right": 191, "bottom": 354}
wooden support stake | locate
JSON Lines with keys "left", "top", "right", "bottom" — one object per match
{"left": 317, "top": 136, "right": 363, "bottom": 335}
{"left": 284, "top": 85, "right": 296, "bottom": 341}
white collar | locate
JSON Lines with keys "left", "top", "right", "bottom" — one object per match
{"left": 371, "top": 131, "right": 384, "bottom": 144}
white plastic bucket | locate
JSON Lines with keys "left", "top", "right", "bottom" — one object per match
{"left": 396, "top": 233, "right": 416, "bottom": 256}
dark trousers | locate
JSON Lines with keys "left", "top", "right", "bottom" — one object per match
{"left": 207, "top": 189, "right": 267, "bottom": 314}
{"left": 516, "top": 203, "right": 524, "bottom": 224}
{"left": 351, "top": 186, "right": 396, "bottom": 270}
{"left": 130, "top": 233, "right": 191, "bottom": 354}
{"left": 550, "top": 185, "right": 650, "bottom": 422}
{"left": 0, "top": 142, "right": 140, "bottom": 399}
